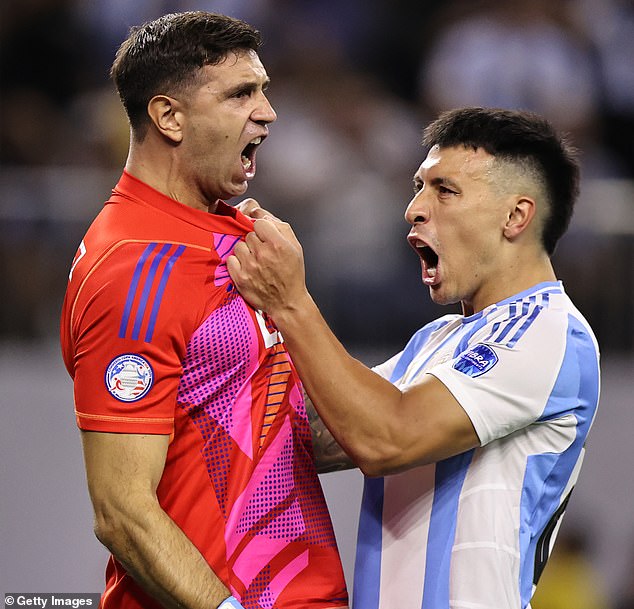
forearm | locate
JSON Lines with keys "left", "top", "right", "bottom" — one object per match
{"left": 273, "top": 292, "right": 404, "bottom": 473}
{"left": 227, "top": 216, "right": 479, "bottom": 475}
{"left": 95, "top": 495, "right": 230, "bottom": 609}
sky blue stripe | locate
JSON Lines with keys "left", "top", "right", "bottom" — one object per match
{"left": 353, "top": 476, "right": 385, "bottom": 608}
{"left": 519, "top": 313, "right": 599, "bottom": 606}
{"left": 421, "top": 450, "right": 474, "bottom": 609}
{"left": 131, "top": 243, "right": 172, "bottom": 340}
{"left": 519, "top": 452, "right": 562, "bottom": 606}
{"left": 119, "top": 243, "right": 157, "bottom": 339}
{"left": 389, "top": 318, "right": 453, "bottom": 383}
{"left": 494, "top": 298, "right": 532, "bottom": 343}
{"left": 454, "top": 312, "right": 494, "bottom": 355}
{"left": 144, "top": 244, "right": 185, "bottom": 342}
{"left": 506, "top": 303, "right": 542, "bottom": 347}
{"left": 483, "top": 320, "right": 501, "bottom": 342}
{"left": 539, "top": 316, "right": 600, "bottom": 423}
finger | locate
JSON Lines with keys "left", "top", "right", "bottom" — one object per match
{"left": 250, "top": 207, "right": 281, "bottom": 222}
{"left": 226, "top": 254, "right": 242, "bottom": 282}
{"left": 253, "top": 217, "right": 298, "bottom": 246}
{"left": 235, "top": 198, "right": 261, "bottom": 216}
{"left": 243, "top": 230, "right": 265, "bottom": 253}
{"left": 252, "top": 218, "right": 286, "bottom": 239}
{"left": 232, "top": 240, "right": 253, "bottom": 261}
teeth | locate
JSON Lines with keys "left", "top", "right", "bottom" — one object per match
{"left": 427, "top": 267, "right": 437, "bottom": 277}
{"left": 241, "top": 156, "right": 252, "bottom": 170}
{"left": 250, "top": 137, "right": 262, "bottom": 145}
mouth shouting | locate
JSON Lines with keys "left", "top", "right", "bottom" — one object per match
{"left": 241, "top": 136, "right": 262, "bottom": 179}
{"left": 409, "top": 236, "right": 440, "bottom": 286}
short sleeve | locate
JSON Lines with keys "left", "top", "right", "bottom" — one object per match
{"left": 429, "top": 311, "right": 571, "bottom": 446}
{"left": 69, "top": 243, "right": 199, "bottom": 434}
{"left": 371, "top": 351, "right": 403, "bottom": 381}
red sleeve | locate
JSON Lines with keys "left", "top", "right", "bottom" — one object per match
{"left": 67, "top": 241, "right": 204, "bottom": 434}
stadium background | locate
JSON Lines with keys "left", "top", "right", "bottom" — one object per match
{"left": 1, "top": 0, "right": 632, "bottom": 606}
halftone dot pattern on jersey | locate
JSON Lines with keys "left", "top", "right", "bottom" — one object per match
{"left": 237, "top": 430, "right": 303, "bottom": 538}
{"left": 178, "top": 285, "right": 338, "bottom": 559}
{"left": 178, "top": 289, "right": 253, "bottom": 514}
{"left": 240, "top": 564, "right": 273, "bottom": 607}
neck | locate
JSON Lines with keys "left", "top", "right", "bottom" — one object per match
{"left": 463, "top": 251, "right": 556, "bottom": 316}
{"left": 125, "top": 144, "right": 219, "bottom": 214}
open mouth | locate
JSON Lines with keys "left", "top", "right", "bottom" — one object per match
{"left": 241, "top": 136, "right": 262, "bottom": 174}
{"left": 409, "top": 238, "right": 439, "bottom": 284}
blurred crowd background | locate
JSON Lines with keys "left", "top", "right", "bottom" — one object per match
{"left": 1, "top": 0, "right": 633, "bottom": 606}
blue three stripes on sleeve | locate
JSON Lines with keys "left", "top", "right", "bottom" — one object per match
{"left": 119, "top": 243, "right": 186, "bottom": 342}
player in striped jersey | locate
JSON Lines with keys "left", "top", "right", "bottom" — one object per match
{"left": 60, "top": 12, "right": 348, "bottom": 609}
{"left": 228, "top": 107, "right": 601, "bottom": 608}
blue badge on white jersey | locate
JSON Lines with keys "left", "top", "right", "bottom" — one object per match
{"left": 453, "top": 343, "right": 498, "bottom": 378}
{"left": 105, "top": 354, "right": 154, "bottom": 402}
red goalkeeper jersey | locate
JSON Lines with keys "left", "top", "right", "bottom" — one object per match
{"left": 60, "top": 171, "right": 348, "bottom": 609}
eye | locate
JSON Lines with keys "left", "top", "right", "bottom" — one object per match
{"left": 438, "top": 184, "right": 457, "bottom": 195}
{"left": 413, "top": 180, "right": 424, "bottom": 194}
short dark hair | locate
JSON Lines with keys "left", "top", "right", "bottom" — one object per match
{"left": 422, "top": 107, "right": 580, "bottom": 255}
{"left": 111, "top": 11, "right": 262, "bottom": 131}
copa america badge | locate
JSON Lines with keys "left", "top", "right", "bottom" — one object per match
{"left": 105, "top": 353, "right": 154, "bottom": 402}
{"left": 453, "top": 343, "right": 499, "bottom": 378}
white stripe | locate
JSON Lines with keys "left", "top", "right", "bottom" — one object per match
{"left": 379, "top": 466, "right": 436, "bottom": 608}
{"left": 452, "top": 541, "right": 520, "bottom": 558}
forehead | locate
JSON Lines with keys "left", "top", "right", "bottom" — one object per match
{"left": 198, "top": 49, "right": 268, "bottom": 88}
{"left": 416, "top": 145, "right": 496, "bottom": 181}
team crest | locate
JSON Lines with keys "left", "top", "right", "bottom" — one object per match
{"left": 105, "top": 354, "right": 154, "bottom": 402}
{"left": 453, "top": 344, "right": 498, "bottom": 378}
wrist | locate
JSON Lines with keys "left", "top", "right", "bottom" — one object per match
{"left": 268, "top": 289, "right": 315, "bottom": 332}
{"left": 217, "top": 596, "right": 244, "bottom": 609}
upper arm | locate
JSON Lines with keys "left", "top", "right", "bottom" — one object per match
{"left": 367, "top": 374, "right": 480, "bottom": 476}
{"left": 81, "top": 431, "right": 170, "bottom": 516}
{"left": 68, "top": 242, "right": 197, "bottom": 435}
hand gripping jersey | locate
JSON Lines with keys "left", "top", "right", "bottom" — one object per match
{"left": 60, "top": 171, "right": 348, "bottom": 609}
{"left": 353, "top": 282, "right": 600, "bottom": 609}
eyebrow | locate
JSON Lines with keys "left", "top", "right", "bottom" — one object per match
{"left": 225, "top": 77, "right": 271, "bottom": 98}
{"left": 413, "top": 175, "right": 461, "bottom": 191}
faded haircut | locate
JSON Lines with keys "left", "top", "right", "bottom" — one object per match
{"left": 423, "top": 107, "right": 580, "bottom": 255}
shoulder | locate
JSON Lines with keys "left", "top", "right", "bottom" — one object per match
{"left": 410, "top": 314, "right": 461, "bottom": 346}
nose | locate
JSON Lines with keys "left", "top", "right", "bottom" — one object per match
{"left": 253, "top": 92, "right": 277, "bottom": 124}
{"left": 404, "top": 191, "right": 428, "bottom": 226}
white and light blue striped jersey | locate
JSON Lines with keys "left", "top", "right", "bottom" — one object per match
{"left": 353, "top": 281, "right": 600, "bottom": 609}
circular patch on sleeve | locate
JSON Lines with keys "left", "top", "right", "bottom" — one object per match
{"left": 453, "top": 343, "right": 499, "bottom": 378}
{"left": 105, "top": 353, "right": 154, "bottom": 402}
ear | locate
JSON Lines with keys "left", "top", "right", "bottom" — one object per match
{"left": 503, "top": 196, "right": 536, "bottom": 240}
{"left": 147, "top": 95, "right": 183, "bottom": 144}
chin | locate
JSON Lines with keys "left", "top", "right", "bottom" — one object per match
{"left": 428, "top": 286, "right": 458, "bottom": 307}
{"left": 220, "top": 184, "right": 248, "bottom": 202}
{"left": 232, "top": 181, "right": 249, "bottom": 197}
